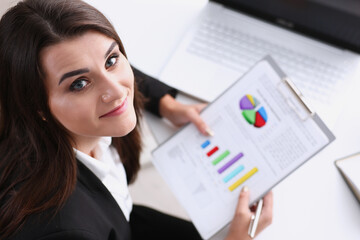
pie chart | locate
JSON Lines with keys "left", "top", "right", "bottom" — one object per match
{"left": 239, "top": 94, "right": 267, "bottom": 128}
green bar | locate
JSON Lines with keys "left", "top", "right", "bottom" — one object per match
{"left": 212, "top": 150, "right": 230, "bottom": 165}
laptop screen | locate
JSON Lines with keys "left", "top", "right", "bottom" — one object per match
{"left": 213, "top": 0, "right": 360, "bottom": 53}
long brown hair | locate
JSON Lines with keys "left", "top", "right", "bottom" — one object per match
{"left": 0, "top": 0, "right": 143, "bottom": 238}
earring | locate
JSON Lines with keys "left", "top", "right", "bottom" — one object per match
{"left": 38, "top": 111, "right": 47, "bottom": 121}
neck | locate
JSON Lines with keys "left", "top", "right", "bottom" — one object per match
{"left": 73, "top": 136, "right": 103, "bottom": 158}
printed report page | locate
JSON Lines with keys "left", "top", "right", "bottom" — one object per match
{"left": 152, "top": 59, "right": 332, "bottom": 239}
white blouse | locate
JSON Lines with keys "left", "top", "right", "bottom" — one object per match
{"left": 74, "top": 137, "right": 132, "bottom": 221}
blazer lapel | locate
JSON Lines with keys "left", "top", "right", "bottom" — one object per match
{"left": 76, "top": 160, "right": 127, "bottom": 219}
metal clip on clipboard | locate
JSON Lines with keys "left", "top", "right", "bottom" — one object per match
{"left": 277, "top": 77, "right": 314, "bottom": 121}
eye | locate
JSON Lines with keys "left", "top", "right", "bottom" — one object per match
{"left": 105, "top": 54, "right": 119, "bottom": 69}
{"left": 69, "top": 78, "right": 89, "bottom": 92}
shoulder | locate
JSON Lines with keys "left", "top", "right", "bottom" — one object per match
{"left": 9, "top": 183, "right": 99, "bottom": 240}
{"left": 9, "top": 163, "right": 131, "bottom": 240}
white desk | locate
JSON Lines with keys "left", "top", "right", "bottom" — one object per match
{"left": 86, "top": 0, "right": 360, "bottom": 239}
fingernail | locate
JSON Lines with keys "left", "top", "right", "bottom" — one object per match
{"left": 205, "top": 128, "right": 214, "bottom": 137}
{"left": 242, "top": 186, "right": 249, "bottom": 192}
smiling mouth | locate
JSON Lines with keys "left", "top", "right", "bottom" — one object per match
{"left": 99, "top": 97, "right": 128, "bottom": 118}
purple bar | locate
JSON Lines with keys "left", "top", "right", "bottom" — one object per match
{"left": 217, "top": 153, "right": 244, "bottom": 174}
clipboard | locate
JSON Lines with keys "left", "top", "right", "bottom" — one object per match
{"left": 152, "top": 56, "right": 335, "bottom": 239}
{"left": 335, "top": 152, "right": 360, "bottom": 204}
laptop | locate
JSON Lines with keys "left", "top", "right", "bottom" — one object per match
{"left": 159, "top": 0, "right": 360, "bottom": 127}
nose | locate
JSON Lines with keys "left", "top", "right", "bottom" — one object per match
{"left": 101, "top": 93, "right": 112, "bottom": 103}
{"left": 99, "top": 73, "right": 125, "bottom": 104}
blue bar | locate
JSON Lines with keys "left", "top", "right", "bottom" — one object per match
{"left": 201, "top": 140, "right": 210, "bottom": 149}
{"left": 223, "top": 165, "right": 245, "bottom": 183}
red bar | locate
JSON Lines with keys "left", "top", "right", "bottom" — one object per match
{"left": 207, "top": 146, "right": 219, "bottom": 157}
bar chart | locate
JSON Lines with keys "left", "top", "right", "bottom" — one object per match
{"left": 201, "top": 139, "right": 258, "bottom": 192}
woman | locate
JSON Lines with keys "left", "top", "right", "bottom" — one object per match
{"left": 0, "top": 0, "right": 273, "bottom": 239}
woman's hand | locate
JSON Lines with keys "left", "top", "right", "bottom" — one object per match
{"left": 226, "top": 187, "right": 273, "bottom": 240}
{"left": 159, "top": 94, "right": 210, "bottom": 135}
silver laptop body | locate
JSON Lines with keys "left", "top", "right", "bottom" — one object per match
{"left": 159, "top": 0, "right": 360, "bottom": 127}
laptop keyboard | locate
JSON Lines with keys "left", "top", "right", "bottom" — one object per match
{"left": 186, "top": 19, "right": 349, "bottom": 104}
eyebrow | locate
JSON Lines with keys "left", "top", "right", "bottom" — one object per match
{"left": 58, "top": 68, "right": 90, "bottom": 85}
{"left": 58, "top": 42, "right": 118, "bottom": 86}
{"left": 104, "top": 41, "right": 118, "bottom": 59}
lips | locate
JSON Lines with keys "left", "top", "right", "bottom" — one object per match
{"left": 100, "top": 97, "right": 128, "bottom": 118}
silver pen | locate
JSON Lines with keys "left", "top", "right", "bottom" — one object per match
{"left": 248, "top": 198, "right": 264, "bottom": 238}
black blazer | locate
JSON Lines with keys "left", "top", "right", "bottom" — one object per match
{"left": 11, "top": 161, "right": 131, "bottom": 240}
{"left": 11, "top": 161, "right": 202, "bottom": 240}
{"left": 133, "top": 67, "right": 177, "bottom": 117}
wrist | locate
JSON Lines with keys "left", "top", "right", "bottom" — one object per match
{"left": 159, "top": 94, "right": 176, "bottom": 118}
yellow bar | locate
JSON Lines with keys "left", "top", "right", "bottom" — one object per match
{"left": 228, "top": 167, "right": 258, "bottom": 192}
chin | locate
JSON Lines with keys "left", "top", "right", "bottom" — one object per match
{"left": 114, "top": 112, "right": 137, "bottom": 137}
{"left": 127, "top": 116, "right": 137, "bottom": 134}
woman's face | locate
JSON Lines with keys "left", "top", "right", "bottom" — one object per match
{"left": 41, "top": 31, "right": 136, "bottom": 148}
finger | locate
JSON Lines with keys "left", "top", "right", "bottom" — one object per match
{"left": 259, "top": 191, "right": 273, "bottom": 227}
{"left": 262, "top": 191, "right": 273, "bottom": 215}
{"left": 193, "top": 103, "right": 207, "bottom": 113}
{"left": 235, "top": 186, "right": 251, "bottom": 216}
{"left": 263, "top": 191, "right": 273, "bottom": 207}
{"left": 187, "top": 108, "right": 209, "bottom": 135}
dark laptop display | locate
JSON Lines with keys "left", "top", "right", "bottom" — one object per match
{"left": 213, "top": 0, "right": 360, "bottom": 53}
